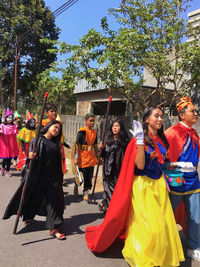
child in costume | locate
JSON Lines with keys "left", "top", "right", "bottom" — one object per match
{"left": 3, "top": 120, "right": 66, "bottom": 240}
{"left": 165, "top": 97, "right": 200, "bottom": 262}
{"left": 16, "top": 114, "right": 36, "bottom": 171}
{"left": 98, "top": 119, "right": 130, "bottom": 212}
{"left": 73, "top": 114, "right": 99, "bottom": 202}
{"left": 0, "top": 109, "right": 19, "bottom": 177}
{"left": 85, "top": 106, "right": 184, "bottom": 267}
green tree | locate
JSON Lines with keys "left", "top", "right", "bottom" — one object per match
{"left": 0, "top": 0, "right": 59, "bottom": 111}
{"left": 32, "top": 63, "right": 76, "bottom": 115}
{"left": 46, "top": 0, "right": 200, "bottom": 116}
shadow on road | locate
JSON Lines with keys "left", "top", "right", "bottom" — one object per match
{"left": 62, "top": 212, "right": 105, "bottom": 236}
{"left": 64, "top": 191, "right": 103, "bottom": 206}
{"left": 21, "top": 237, "right": 54, "bottom": 246}
{"left": 93, "top": 238, "right": 124, "bottom": 259}
{"left": 16, "top": 220, "right": 47, "bottom": 235}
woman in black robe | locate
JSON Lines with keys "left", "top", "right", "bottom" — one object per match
{"left": 3, "top": 120, "right": 65, "bottom": 240}
{"left": 99, "top": 119, "right": 130, "bottom": 212}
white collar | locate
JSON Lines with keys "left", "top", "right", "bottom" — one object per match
{"left": 179, "top": 121, "right": 189, "bottom": 128}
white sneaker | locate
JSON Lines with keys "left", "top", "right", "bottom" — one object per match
{"left": 187, "top": 248, "right": 200, "bottom": 261}
{"left": 5, "top": 171, "right": 12, "bottom": 177}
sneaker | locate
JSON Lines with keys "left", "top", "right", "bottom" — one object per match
{"left": 13, "top": 160, "right": 17, "bottom": 167}
{"left": 5, "top": 171, "right": 12, "bottom": 177}
{"left": 1, "top": 168, "right": 5, "bottom": 176}
{"left": 187, "top": 248, "right": 200, "bottom": 261}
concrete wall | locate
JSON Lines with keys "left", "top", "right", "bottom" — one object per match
{"left": 61, "top": 115, "right": 200, "bottom": 146}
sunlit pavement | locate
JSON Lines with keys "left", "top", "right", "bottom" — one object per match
{"left": 0, "top": 166, "right": 199, "bottom": 267}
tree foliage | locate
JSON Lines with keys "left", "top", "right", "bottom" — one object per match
{"left": 0, "top": 0, "right": 59, "bottom": 111}
{"left": 45, "top": 0, "right": 200, "bottom": 116}
{"left": 32, "top": 63, "right": 76, "bottom": 115}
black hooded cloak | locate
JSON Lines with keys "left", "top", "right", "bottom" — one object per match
{"left": 3, "top": 136, "right": 64, "bottom": 230}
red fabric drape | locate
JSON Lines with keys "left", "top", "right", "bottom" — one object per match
{"left": 85, "top": 138, "right": 137, "bottom": 253}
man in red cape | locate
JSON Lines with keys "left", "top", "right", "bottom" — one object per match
{"left": 85, "top": 137, "right": 137, "bottom": 253}
{"left": 165, "top": 97, "right": 200, "bottom": 262}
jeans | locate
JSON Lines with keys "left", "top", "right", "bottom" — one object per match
{"left": 170, "top": 192, "right": 200, "bottom": 249}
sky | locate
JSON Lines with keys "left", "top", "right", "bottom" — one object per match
{"left": 44, "top": 0, "right": 200, "bottom": 45}
{"left": 44, "top": 0, "right": 200, "bottom": 78}
{"left": 44, "top": 0, "right": 121, "bottom": 44}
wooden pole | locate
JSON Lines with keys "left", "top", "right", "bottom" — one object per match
{"left": 14, "top": 35, "right": 18, "bottom": 111}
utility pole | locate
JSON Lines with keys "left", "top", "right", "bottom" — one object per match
{"left": 14, "top": 35, "right": 18, "bottom": 111}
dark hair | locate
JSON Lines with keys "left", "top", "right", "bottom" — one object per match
{"left": 40, "top": 120, "right": 62, "bottom": 144}
{"left": 85, "top": 113, "right": 95, "bottom": 120}
{"left": 4, "top": 114, "right": 14, "bottom": 125}
{"left": 26, "top": 118, "right": 36, "bottom": 130}
{"left": 105, "top": 119, "right": 130, "bottom": 147}
{"left": 178, "top": 106, "right": 187, "bottom": 121}
{"left": 45, "top": 103, "right": 57, "bottom": 112}
{"left": 143, "top": 106, "right": 169, "bottom": 149}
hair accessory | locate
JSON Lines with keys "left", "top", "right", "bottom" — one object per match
{"left": 5, "top": 108, "right": 12, "bottom": 117}
{"left": 176, "top": 97, "right": 192, "bottom": 112}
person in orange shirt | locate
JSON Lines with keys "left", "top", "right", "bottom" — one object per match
{"left": 42, "top": 103, "right": 70, "bottom": 175}
{"left": 73, "top": 114, "right": 99, "bottom": 202}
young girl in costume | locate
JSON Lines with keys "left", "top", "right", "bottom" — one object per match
{"left": 99, "top": 119, "right": 130, "bottom": 212}
{"left": 85, "top": 106, "right": 184, "bottom": 267}
{"left": 0, "top": 109, "right": 19, "bottom": 177}
{"left": 16, "top": 117, "right": 36, "bottom": 171}
{"left": 3, "top": 120, "right": 66, "bottom": 240}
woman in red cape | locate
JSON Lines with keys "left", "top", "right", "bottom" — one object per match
{"left": 85, "top": 107, "right": 184, "bottom": 267}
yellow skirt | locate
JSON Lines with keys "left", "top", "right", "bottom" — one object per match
{"left": 122, "top": 175, "right": 185, "bottom": 267}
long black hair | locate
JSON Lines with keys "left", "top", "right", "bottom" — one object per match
{"left": 105, "top": 119, "right": 130, "bottom": 147}
{"left": 40, "top": 120, "right": 62, "bottom": 144}
{"left": 26, "top": 118, "right": 36, "bottom": 130}
{"left": 142, "top": 106, "right": 169, "bottom": 149}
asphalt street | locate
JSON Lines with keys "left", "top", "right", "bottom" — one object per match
{"left": 0, "top": 166, "right": 199, "bottom": 267}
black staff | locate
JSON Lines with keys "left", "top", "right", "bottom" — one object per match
{"left": 13, "top": 92, "right": 48, "bottom": 234}
{"left": 92, "top": 96, "right": 112, "bottom": 197}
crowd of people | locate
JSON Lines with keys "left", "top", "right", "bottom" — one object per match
{"left": 1, "top": 96, "right": 200, "bottom": 266}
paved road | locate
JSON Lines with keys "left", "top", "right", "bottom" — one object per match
{"left": 0, "top": 167, "right": 199, "bottom": 267}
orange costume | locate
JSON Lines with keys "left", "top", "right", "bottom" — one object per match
{"left": 77, "top": 127, "right": 98, "bottom": 168}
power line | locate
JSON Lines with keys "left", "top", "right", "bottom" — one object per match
{"left": 53, "top": 0, "right": 78, "bottom": 17}
{"left": 18, "top": 0, "right": 78, "bottom": 43}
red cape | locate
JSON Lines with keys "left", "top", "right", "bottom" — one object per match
{"left": 85, "top": 138, "right": 137, "bottom": 253}
{"left": 165, "top": 123, "right": 200, "bottom": 233}
{"left": 165, "top": 122, "right": 200, "bottom": 162}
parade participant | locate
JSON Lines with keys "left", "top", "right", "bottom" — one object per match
{"left": 98, "top": 119, "right": 130, "bottom": 212}
{"left": 42, "top": 103, "right": 70, "bottom": 174}
{"left": 165, "top": 97, "right": 200, "bottom": 261}
{"left": 13, "top": 111, "right": 22, "bottom": 167}
{"left": 16, "top": 115, "right": 36, "bottom": 171}
{"left": 73, "top": 114, "right": 99, "bottom": 202}
{"left": 3, "top": 120, "right": 66, "bottom": 240}
{"left": 0, "top": 109, "right": 19, "bottom": 177}
{"left": 85, "top": 107, "right": 184, "bottom": 267}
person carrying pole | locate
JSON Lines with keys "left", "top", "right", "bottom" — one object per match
{"left": 73, "top": 113, "right": 99, "bottom": 202}
{"left": 3, "top": 120, "right": 66, "bottom": 240}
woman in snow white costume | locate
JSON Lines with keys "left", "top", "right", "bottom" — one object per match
{"left": 0, "top": 109, "right": 19, "bottom": 177}
{"left": 85, "top": 106, "right": 184, "bottom": 267}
